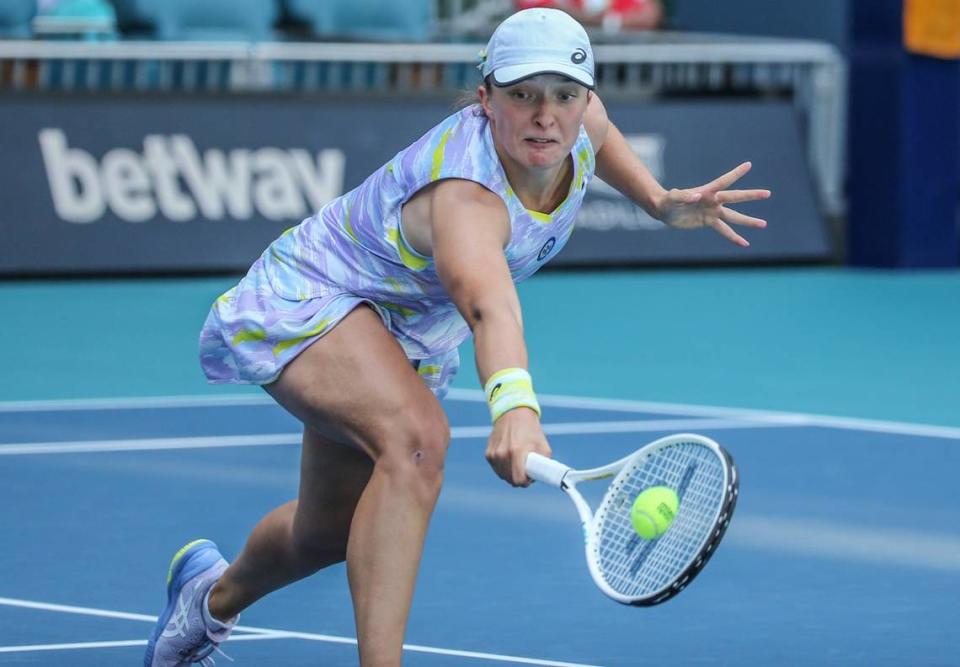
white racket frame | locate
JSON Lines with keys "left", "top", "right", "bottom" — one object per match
{"left": 526, "top": 432, "right": 733, "bottom": 605}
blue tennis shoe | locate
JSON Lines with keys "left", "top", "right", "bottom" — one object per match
{"left": 144, "top": 539, "right": 237, "bottom": 667}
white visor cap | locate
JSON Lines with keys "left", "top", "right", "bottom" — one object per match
{"left": 480, "top": 8, "right": 595, "bottom": 89}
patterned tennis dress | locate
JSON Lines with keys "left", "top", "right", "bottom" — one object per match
{"left": 199, "top": 105, "right": 596, "bottom": 399}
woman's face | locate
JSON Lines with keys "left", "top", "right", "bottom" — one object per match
{"left": 479, "top": 74, "right": 590, "bottom": 172}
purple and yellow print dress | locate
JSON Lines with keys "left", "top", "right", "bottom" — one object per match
{"left": 199, "top": 105, "right": 596, "bottom": 398}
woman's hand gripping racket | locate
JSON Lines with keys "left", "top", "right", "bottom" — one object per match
{"left": 526, "top": 433, "right": 738, "bottom": 606}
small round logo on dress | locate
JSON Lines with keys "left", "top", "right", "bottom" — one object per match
{"left": 571, "top": 48, "right": 587, "bottom": 64}
{"left": 537, "top": 237, "right": 556, "bottom": 261}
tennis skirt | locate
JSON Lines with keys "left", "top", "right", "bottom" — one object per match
{"left": 198, "top": 256, "right": 460, "bottom": 399}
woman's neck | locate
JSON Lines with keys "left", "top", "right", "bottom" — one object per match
{"left": 496, "top": 147, "right": 573, "bottom": 215}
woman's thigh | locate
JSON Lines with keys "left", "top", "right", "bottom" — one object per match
{"left": 264, "top": 304, "right": 449, "bottom": 462}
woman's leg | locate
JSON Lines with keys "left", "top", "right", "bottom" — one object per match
{"left": 207, "top": 305, "right": 450, "bottom": 666}
{"left": 206, "top": 426, "right": 373, "bottom": 616}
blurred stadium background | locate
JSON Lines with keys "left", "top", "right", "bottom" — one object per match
{"left": 1, "top": 0, "right": 956, "bottom": 404}
{"left": 0, "top": 2, "right": 958, "bottom": 665}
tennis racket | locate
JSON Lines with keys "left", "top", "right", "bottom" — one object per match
{"left": 525, "top": 433, "right": 738, "bottom": 606}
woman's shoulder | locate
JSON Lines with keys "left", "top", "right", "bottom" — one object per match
{"left": 395, "top": 105, "right": 497, "bottom": 183}
{"left": 418, "top": 105, "right": 488, "bottom": 148}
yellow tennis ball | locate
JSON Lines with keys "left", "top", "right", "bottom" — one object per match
{"left": 630, "top": 486, "right": 679, "bottom": 540}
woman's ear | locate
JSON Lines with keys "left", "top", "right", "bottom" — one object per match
{"left": 478, "top": 84, "right": 493, "bottom": 119}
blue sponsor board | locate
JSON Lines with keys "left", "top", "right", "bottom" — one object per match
{"left": 570, "top": 99, "right": 829, "bottom": 264}
{"left": 0, "top": 95, "right": 828, "bottom": 274}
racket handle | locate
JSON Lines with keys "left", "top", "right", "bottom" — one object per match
{"left": 525, "top": 453, "right": 570, "bottom": 488}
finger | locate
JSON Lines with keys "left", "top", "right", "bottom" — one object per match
{"left": 668, "top": 188, "right": 702, "bottom": 204}
{"left": 706, "top": 218, "right": 750, "bottom": 247}
{"left": 716, "top": 189, "right": 771, "bottom": 205}
{"left": 501, "top": 463, "right": 521, "bottom": 486}
{"left": 513, "top": 456, "right": 533, "bottom": 487}
{"left": 485, "top": 449, "right": 510, "bottom": 483}
{"left": 720, "top": 206, "right": 767, "bottom": 228}
{"left": 703, "top": 161, "right": 752, "bottom": 191}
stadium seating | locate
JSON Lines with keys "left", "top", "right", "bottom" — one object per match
{"left": 0, "top": 0, "right": 36, "bottom": 38}
{"left": 33, "top": 0, "right": 117, "bottom": 40}
{"left": 112, "top": 0, "right": 279, "bottom": 41}
{"left": 283, "top": 0, "right": 434, "bottom": 42}
{"left": 109, "top": 0, "right": 158, "bottom": 37}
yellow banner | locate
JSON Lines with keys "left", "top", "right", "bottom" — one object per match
{"left": 904, "top": 0, "right": 960, "bottom": 58}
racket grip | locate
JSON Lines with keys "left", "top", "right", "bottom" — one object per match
{"left": 525, "top": 453, "right": 570, "bottom": 488}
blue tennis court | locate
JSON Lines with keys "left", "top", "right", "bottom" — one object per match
{"left": 1, "top": 390, "right": 958, "bottom": 666}
{"left": 1, "top": 268, "right": 958, "bottom": 666}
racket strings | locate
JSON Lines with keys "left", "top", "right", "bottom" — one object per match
{"left": 594, "top": 442, "right": 728, "bottom": 599}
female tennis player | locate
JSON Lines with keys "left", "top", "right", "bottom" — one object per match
{"left": 144, "top": 8, "right": 769, "bottom": 666}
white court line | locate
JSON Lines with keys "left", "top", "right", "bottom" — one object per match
{"left": 0, "top": 394, "right": 274, "bottom": 413}
{"left": 0, "top": 596, "right": 159, "bottom": 622}
{"left": 0, "top": 596, "right": 603, "bottom": 667}
{"left": 1, "top": 390, "right": 958, "bottom": 440}
{"left": 447, "top": 389, "right": 960, "bottom": 441}
{"left": 730, "top": 516, "right": 960, "bottom": 572}
{"left": 0, "top": 633, "right": 280, "bottom": 654}
{"left": 0, "top": 433, "right": 302, "bottom": 455}
{"left": 0, "top": 639, "right": 148, "bottom": 654}
{"left": 0, "top": 418, "right": 769, "bottom": 455}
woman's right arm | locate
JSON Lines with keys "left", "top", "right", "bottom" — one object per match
{"left": 429, "top": 179, "right": 552, "bottom": 487}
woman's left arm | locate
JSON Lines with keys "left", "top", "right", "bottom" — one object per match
{"left": 584, "top": 93, "right": 771, "bottom": 247}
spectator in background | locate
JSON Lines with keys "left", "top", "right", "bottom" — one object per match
{"left": 35, "top": 0, "right": 113, "bottom": 17}
{"left": 33, "top": 0, "right": 116, "bottom": 39}
{"left": 515, "top": 0, "right": 664, "bottom": 32}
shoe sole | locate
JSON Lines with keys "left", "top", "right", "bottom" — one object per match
{"left": 143, "top": 539, "right": 222, "bottom": 667}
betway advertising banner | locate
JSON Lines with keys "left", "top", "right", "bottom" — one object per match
{"left": 0, "top": 95, "right": 828, "bottom": 274}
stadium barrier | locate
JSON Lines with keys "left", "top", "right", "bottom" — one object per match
{"left": 0, "top": 35, "right": 843, "bottom": 274}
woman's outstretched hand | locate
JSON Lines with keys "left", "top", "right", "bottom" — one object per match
{"left": 655, "top": 162, "right": 771, "bottom": 247}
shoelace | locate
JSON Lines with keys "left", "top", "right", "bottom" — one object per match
{"left": 184, "top": 639, "right": 233, "bottom": 666}
{"left": 197, "top": 644, "right": 234, "bottom": 667}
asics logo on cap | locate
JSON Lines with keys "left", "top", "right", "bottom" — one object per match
{"left": 482, "top": 9, "right": 596, "bottom": 89}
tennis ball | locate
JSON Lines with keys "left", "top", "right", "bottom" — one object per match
{"left": 630, "top": 486, "right": 679, "bottom": 540}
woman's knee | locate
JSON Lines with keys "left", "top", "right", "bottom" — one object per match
{"left": 375, "top": 403, "right": 450, "bottom": 493}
